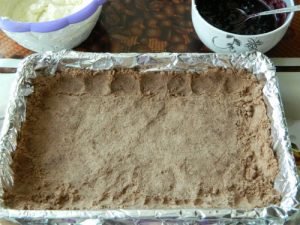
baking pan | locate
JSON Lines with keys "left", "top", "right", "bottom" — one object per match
{"left": 0, "top": 51, "right": 299, "bottom": 225}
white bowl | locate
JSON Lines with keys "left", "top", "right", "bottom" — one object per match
{"left": 0, "top": 0, "right": 106, "bottom": 52}
{"left": 191, "top": 0, "right": 295, "bottom": 53}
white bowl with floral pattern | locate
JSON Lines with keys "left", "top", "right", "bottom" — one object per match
{"left": 191, "top": 0, "right": 294, "bottom": 53}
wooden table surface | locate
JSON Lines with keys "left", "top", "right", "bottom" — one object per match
{"left": 0, "top": 0, "right": 299, "bottom": 58}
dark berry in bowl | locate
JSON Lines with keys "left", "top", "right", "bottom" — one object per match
{"left": 264, "top": 0, "right": 287, "bottom": 24}
{"left": 195, "top": 0, "right": 287, "bottom": 35}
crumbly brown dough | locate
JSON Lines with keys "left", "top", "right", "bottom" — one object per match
{"left": 4, "top": 68, "right": 279, "bottom": 210}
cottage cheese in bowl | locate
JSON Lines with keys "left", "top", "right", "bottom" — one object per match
{"left": 9, "top": 0, "right": 91, "bottom": 22}
{"left": 0, "top": 0, "right": 106, "bottom": 52}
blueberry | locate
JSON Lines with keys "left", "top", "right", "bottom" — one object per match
{"left": 196, "top": 0, "right": 281, "bottom": 35}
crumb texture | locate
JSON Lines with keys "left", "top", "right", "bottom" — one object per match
{"left": 4, "top": 68, "right": 279, "bottom": 210}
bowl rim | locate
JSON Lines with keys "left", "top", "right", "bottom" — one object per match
{"left": 0, "top": 0, "right": 106, "bottom": 33}
{"left": 192, "top": 0, "right": 295, "bottom": 37}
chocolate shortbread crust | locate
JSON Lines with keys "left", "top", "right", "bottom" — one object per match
{"left": 4, "top": 68, "right": 279, "bottom": 210}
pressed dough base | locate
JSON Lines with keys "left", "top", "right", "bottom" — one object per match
{"left": 4, "top": 68, "right": 279, "bottom": 210}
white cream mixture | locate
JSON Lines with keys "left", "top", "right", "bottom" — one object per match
{"left": 9, "top": 0, "right": 90, "bottom": 22}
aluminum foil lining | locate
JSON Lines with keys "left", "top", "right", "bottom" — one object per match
{"left": 0, "top": 51, "right": 299, "bottom": 225}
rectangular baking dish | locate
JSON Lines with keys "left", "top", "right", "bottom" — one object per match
{"left": 0, "top": 52, "right": 299, "bottom": 225}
